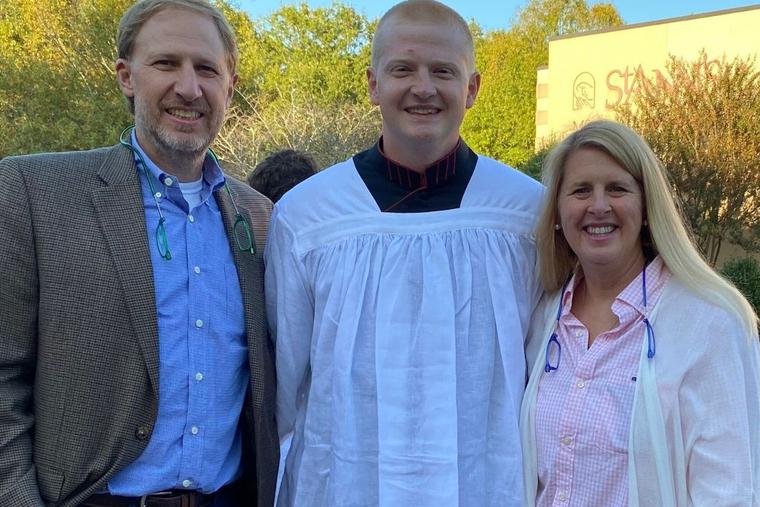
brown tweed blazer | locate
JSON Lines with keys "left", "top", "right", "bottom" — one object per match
{"left": 0, "top": 145, "right": 278, "bottom": 506}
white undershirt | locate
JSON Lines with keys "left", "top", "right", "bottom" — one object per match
{"left": 178, "top": 178, "right": 203, "bottom": 209}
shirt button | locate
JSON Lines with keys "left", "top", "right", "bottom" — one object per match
{"left": 164, "top": 177, "right": 173, "bottom": 186}
{"left": 562, "top": 436, "right": 573, "bottom": 446}
{"left": 182, "top": 479, "right": 192, "bottom": 488}
{"left": 191, "top": 426, "right": 199, "bottom": 435}
{"left": 558, "top": 493, "right": 568, "bottom": 502}
{"left": 188, "top": 214, "right": 195, "bottom": 223}
{"left": 154, "top": 192, "right": 162, "bottom": 199}
{"left": 193, "top": 266, "right": 201, "bottom": 274}
{"left": 576, "top": 379, "right": 586, "bottom": 389}
{"left": 575, "top": 330, "right": 583, "bottom": 338}
{"left": 195, "top": 372, "right": 203, "bottom": 381}
{"left": 195, "top": 319, "right": 203, "bottom": 328}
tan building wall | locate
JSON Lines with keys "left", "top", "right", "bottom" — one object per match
{"left": 535, "top": 5, "right": 760, "bottom": 150}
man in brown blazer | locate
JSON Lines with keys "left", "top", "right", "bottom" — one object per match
{"left": 0, "top": 1, "right": 277, "bottom": 505}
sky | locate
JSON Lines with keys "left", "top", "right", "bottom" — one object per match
{"left": 236, "top": 0, "right": 758, "bottom": 31}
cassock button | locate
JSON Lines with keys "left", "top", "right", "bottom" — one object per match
{"left": 135, "top": 425, "right": 151, "bottom": 441}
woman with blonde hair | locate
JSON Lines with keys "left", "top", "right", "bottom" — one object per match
{"left": 521, "top": 119, "right": 759, "bottom": 505}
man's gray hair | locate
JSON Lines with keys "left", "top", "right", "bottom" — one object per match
{"left": 118, "top": 0, "right": 238, "bottom": 74}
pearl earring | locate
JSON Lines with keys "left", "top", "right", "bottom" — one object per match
{"left": 554, "top": 224, "right": 561, "bottom": 231}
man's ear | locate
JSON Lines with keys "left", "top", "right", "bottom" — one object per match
{"left": 465, "top": 71, "right": 481, "bottom": 109}
{"left": 226, "top": 73, "right": 238, "bottom": 107}
{"left": 115, "top": 59, "right": 135, "bottom": 99}
{"left": 367, "top": 67, "right": 380, "bottom": 106}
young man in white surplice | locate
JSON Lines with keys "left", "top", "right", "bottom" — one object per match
{"left": 265, "top": 1, "right": 544, "bottom": 505}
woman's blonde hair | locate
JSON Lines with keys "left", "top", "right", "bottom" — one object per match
{"left": 537, "top": 119, "right": 758, "bottom": 334}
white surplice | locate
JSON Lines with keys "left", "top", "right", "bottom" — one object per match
{"left": 265, "top": 155, "right": 543, "bottom": 506}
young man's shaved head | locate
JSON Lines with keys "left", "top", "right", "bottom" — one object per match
{"left": 371, "top": 0, "right": 475, "bottom": 72}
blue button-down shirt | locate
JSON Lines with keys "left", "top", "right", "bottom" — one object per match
{"left": 108, "top": 134, "right": 249, "bottom": 494}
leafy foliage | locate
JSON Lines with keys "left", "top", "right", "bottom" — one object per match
{"left": 517, "top": 146, "right": 549, "bottom": 182}
{"left": 618, "top": 53, "right": 760, "bottom": 265}
{"left": 216, "top": 89, "right": 379, "bottom": 178}
{"left": 249, "top": 3, "right": 372, "bottom": 105}
{"left": 463, "top": 0, "right": 622, "bottom": 168}
{"left": 0, "top": 0, "right": 131, "bottom": 157}
{"left": 721, "top": 257, "right": 760, "bottom": 317}
{"left": 213, "top": 3, "right": 379, "bottom": 174}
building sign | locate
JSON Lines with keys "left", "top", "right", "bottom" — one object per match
{"left": 604, "top": 65, "right": 667, "bottom": 109}
{"left": 535, "top": 5, "right": 760, "bottom": 150}
{"left": 572, "top": 72, "right": 595, "bottom": 110}
{"left": 603, "top": 54, "right": 720, "bottom": 109}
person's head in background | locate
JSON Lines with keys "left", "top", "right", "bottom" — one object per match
{"left": 247, "top": 149, "right": 318, "bottom": 202}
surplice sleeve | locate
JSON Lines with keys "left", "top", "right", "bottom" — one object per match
{"left": 264, "top": 205, "right": 314, "bottom": 440}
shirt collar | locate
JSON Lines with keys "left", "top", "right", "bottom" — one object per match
{"left": 560, "top": 256, "right": 670, "bottom": 320}
{"left": 130, "top": 130, "right": 226, "bottom": 192}
{"left": 377, "top": 137, "right": 461, "bottom": 190}
{"left": 560, "top": 272, "right": 580, "bottom": 318}
{"left": 615, "top": 256, "right": 669, "bottom": 314}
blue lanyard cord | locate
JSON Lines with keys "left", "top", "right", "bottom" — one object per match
{"left": 118, "top": 126, "right": 256, "bottom": 258}
{"left": 544, "top": 277, "right": 572, "bottom": 373}
{"left": 642, "top": 266, "right": 656, "bottom": 358}
{"left": 544, "top": 265, "right": 656, "bottom": 373}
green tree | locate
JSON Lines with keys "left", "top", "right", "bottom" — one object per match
{"left": 237, "top": 3, "right": 372, "bottom": 105}
{"left": 721, "top": 257, "right": 760, "bottom": 318}
{"left": 517, "top": 146, "right": 549, "bottom": 181}
{"left": 463, "top": 0, "right": 622, "bottom": 167}
{"left": 0, "top": 0, "right": 131, "bottom": 157}
{"left": 215, "top": 3, "right": 379, "bottom": 175}
{"left": 618, "top": 53, "right": 760, "bottom": 265}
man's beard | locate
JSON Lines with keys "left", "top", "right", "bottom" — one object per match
{"left": 135, "top": 98, "right": 216, "bottom": 161}
{"left": 149, "top": 121, "right": 210, "bottom": 158}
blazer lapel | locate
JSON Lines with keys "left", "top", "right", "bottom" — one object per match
{"left": 216, "top": 184, "right": 266, "bottom": 415}
{"left": 91, "top": 145, "right": 160, "bottom": 396}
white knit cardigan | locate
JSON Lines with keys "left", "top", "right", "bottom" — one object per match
{"left": 521, "top": 277, "right": 760, "bottom": 506}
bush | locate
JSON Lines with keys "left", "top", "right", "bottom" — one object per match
{"left": 721, "top": 257, "right": 760, "bottom": 316}
{"left": 517, "top": 147, "right": 549, "bottom": 182}
{"left": 618, "top": 53, "right": 760, "bottom": 266}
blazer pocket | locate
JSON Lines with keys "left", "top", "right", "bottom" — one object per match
{"left": 37, "top": 464, "right": 65, "bottom": 503}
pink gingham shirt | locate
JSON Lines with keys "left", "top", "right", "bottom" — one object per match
{"left": 534, "top": 257, "right": 670, "bottom": 506}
